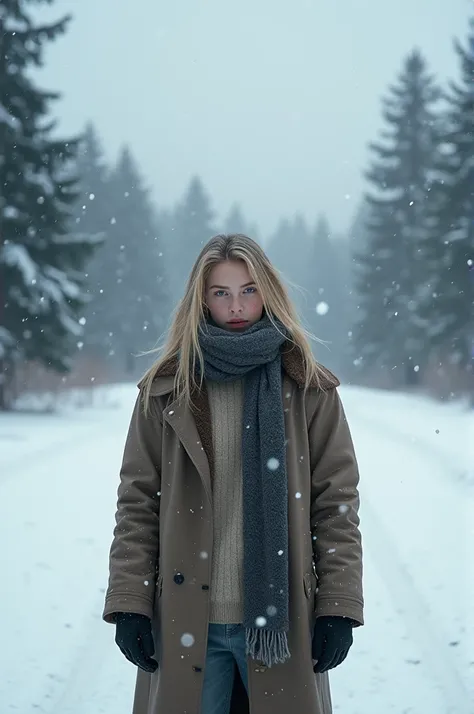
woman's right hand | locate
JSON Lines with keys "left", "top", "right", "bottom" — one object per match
{"left": 115, "top": 612, "right": 158, "bottom": 673}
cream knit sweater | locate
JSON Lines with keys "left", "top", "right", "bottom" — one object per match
{"left": 206, "top": 379, "right": 244, "bottom": 624}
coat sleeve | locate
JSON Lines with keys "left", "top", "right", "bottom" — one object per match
{"left": 307, "top": 387, "right": 364, "bottom": 626}
{"left": 102, "top": 391, "right": 162, "bottom": 623}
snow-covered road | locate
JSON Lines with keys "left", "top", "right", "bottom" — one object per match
{"left": 0, "top": 384, "right": 472, "bottom": 714}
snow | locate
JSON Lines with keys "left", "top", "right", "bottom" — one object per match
{"left": 23, "top": 166, "right": 56, "bottom": 197}
{"left": 3, "top": 241, "right": 38, "bottom": 284}
{"left": 0, "top": 102, "right": 20, "bottom": 130}
{"left": 0, "top": 383, "right": 472, "bottom": 713}
{"left": 0, "top": 326, "right": 15, "bottom": 361}
{"left": 43, "top": 265, "right": 82, "bottom": 301}
{"left": 3, "top": 205, "right": 20, "bottom": 219}
{"left": 181, "top": 633, "right": 195, "bottom": 647}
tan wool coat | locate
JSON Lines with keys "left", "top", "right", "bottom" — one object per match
{"left": 103, "top": 342, "right": 364, "bottom": 714}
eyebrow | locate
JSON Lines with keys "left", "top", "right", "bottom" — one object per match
{"left": 208, "top": 282, "right": 256, "bottom": 290}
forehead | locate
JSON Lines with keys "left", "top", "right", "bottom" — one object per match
{"left": 207, "top": 260, "right": 252, "bottom": 285}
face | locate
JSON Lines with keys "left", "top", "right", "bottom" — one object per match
{"left": 205, "top": 260, "right": 264, "bottom": 331}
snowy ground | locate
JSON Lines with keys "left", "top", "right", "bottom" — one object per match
{"left": 0, "top": 383, "right": 472, "bottom": 714}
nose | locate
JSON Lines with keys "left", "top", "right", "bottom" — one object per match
{"left": 230, "top": 297, "right": 243, "bottom": 314}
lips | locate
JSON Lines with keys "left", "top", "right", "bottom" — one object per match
{"left": 227, "top": 320, "right": 248, "bottom": 325}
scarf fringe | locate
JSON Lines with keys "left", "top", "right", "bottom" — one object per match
{"left": 246, "top": 627, "right": 291, "bottom": 668}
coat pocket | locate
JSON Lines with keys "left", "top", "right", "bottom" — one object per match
{"left": 152, "top": 574, "right": 163, "bottom": 621}
{"left": 303, "top": 571, "right": 318, "bottom": 599}
{"left": 156, "top": 573, "right": 163, "bottom": 598}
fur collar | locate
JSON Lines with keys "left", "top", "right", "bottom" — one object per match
{"left": 141, "top": 341, "right": 339, "bottom": 393}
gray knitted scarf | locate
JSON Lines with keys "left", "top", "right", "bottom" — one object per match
{"left": 197, "top": 314, "right": 291, "bottom": 667}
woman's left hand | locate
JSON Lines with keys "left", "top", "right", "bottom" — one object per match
{"left": 312, "top": 616, "right": 354, "bottom": 673}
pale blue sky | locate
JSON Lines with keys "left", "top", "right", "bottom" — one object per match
{"left": 36, "top": 0, "right": 470, "bottom": 237}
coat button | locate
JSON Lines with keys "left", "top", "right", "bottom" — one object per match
{"left": 192, "top": 666, "right": 202, "bottom": 672}
{"left": 201, "top": 584, "right": 209, "bottom": 591}
{"left": 173, "top": 572, "right": 185, "bottom": 585}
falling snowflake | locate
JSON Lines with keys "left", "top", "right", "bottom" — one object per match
{"left": 267, "top": 605, "right": 277, "bottom": 617}
{"left": 267, "top": 457, "right": 279, "bottom": 471}
{"left": 181, "top": 633, "right": 195, "bottom": 647}
{"left": 315, "top": 302, "right": 329, "bottom": 316}
{"left": 295, "top": 492, "right": 302, "bottom": 499}
{"left": 255, "top": 617, "right": 267, "bottom": 627}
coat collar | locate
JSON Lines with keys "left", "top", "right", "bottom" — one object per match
{"left": 138, "top": 342, "right": 338, "bottom": 507}
{"left": 139, "top": 340, "right": 339, "bottom": 397}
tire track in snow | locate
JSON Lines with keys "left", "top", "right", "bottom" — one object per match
{"left": 345, "top": 398, "right": 473, "bottom": 493}
{"left": 353, "top": 410, "right": 472, "bottom": 714}
{"left": 0, "top": 415, "right": 120, "bottom": 486}
{"left": 45, "top": 591, "right": 119, "bottom": 714}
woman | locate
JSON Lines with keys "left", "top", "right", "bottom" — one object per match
{"left": 103, "top": 234, "right": 364, "bottom": 714}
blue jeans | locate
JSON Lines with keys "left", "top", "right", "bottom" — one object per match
{"left": 201, "top": 624, "right": 249, "bottom": 714}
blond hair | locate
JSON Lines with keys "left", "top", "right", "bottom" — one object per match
{"left": 140, "top": 233, "right": 324, "bottom": 416}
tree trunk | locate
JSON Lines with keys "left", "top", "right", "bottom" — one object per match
{"left": 405, "top": 359, "right": 421, "bottom": 387}
{"left": 0, "top": 358, "right": 14, "bottom": 411}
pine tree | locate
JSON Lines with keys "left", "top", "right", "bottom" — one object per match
{"left": 266, "top": 217, "right": 292, "bottom": 272}
{"left": 353, "top": 50, "right": 442, "bottom": 386}
{"left": 266, "top": 213, "right": 312, "bottom": 314}
{"left": 73, "top": 122, "right": 115, "bottom": 358}
{"left": 347, "top": 200, "right": 371, "bottom": 369}
{"left": 303, "top": 216, "right": 349, "bottom": 373}
{"left": 170, "top": 176, "right": 216, "bottom": 304}
{"left": 224, "top": 203, "right": 248, "bottom": 235}
{"left": 421, "top": 20, "right": 474, "bottom": 387}
{"left": 306, "top": 215, "right": 335, "bottom": 315}
{"left": 74, "top": 122, "right": 112, "bottom": 242}
{"left": 96, "top": 145, "right": 168, "bottom": 376}
{"left": 0, "top": 2, "right": 99, "bottom": 409}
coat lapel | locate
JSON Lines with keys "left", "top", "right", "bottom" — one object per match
{"left": 161, "top": 382, "right": 213, "bottom": 506}
{"left": 147, "top": 343, "right": 340, "bottom": 508}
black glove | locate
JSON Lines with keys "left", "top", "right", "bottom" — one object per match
{"left": 115, "top": 613, "right": 158, "bottom": 673}
{"left": 312, "top": 616, "right": 354, "bottom": 673}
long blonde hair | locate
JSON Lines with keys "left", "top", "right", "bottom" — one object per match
{"left": 140, "top": 233, "right": 323, "bottom": 416}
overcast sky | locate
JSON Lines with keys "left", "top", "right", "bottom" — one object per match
{"left": 36, "top": 0, "right": 470, "bottom": 238}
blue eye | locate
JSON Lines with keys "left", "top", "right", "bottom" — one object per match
{"left": 213, "top": 287, "right": 256, "bottom": 297}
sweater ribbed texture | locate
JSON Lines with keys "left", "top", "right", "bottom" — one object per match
{"left": 206, "top": 378, "right": 244, "bottom": 624}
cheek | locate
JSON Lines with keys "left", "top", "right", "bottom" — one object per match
{"left": 208, "top": 298, "right": 226, "bottom": 318}
{"left": 247, "top": 295, "right": 264, "bottom": 316}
